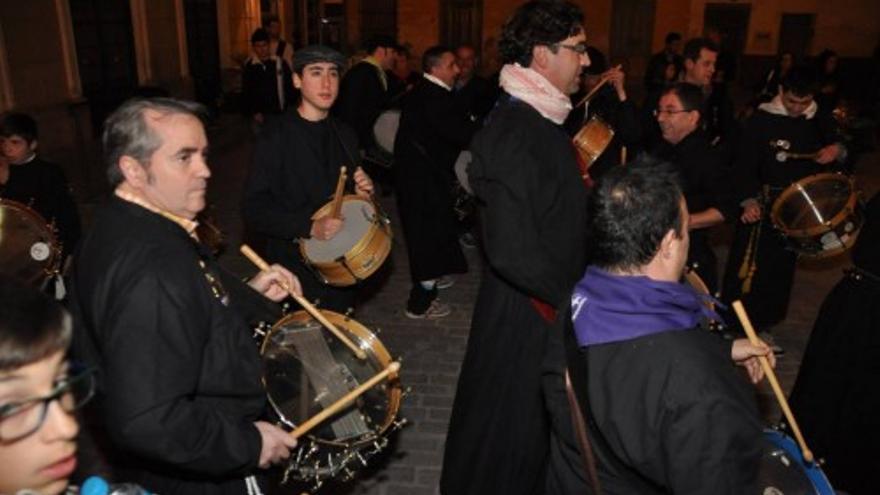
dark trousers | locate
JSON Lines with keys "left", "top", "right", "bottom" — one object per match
{"left": 407, "top": 283, "right": 437, "bottom": 314}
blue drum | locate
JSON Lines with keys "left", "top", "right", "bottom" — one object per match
{"left": 758, "top": 429, "right": 835, "bottom": 494}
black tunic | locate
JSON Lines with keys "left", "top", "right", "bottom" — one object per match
{"left": 787, "top": 194, "right": 880, "bottom": 495}
{"left": 721, "top": 108, "right": 841, "bottom": 326}
{"left": 454, "top": 74, "right": 496, "bottom": 122}
{"left": 241, "top": 57, "right": 295, "bottom": 116}
{"left": 654, "top": 129, "right": 736, "bottom": 292}
{"left": 393, "top": 78, "right": 476, "bottom": 282}
{"left": 564, "top": 315, "right": 764, "bottom": 494}
{"left": 243, "top": 109, "right": 360, "bottom": 311}
{"left": 440, "top": 93, "right": 588, "bottom": 495}
{"left": 333, "top": 61, "right": 388, "bottom": 150}
{"left": 0, "top": 156, "right": 81, "bottom": 259}
{"left": 69, "top": 197, "right": 268, "bottom": 495}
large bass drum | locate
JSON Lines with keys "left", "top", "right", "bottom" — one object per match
{"left": 770, "top": 173, "right": 863, "bottom": 258}
{"left": 260, "top": 310, "right": 404, "bottom": 490}
{"left": 0, "top": 198, "right": 60, "bottom": 287}
{"left": 758, "top": 428, "right": 834, "bottom": 494}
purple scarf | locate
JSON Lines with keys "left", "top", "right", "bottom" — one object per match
{"left": 572, "top": 266, "right": 723, "bottom": 347}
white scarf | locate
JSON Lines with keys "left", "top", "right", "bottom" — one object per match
{"left": 499, "top": 63, "right": 572, "bottom": 124}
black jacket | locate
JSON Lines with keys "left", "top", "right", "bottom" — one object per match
{"left": 70, "top": 197, "right": 271, "bottom": 494}
{"left": 242, "top": 56, "right": 295, "bottom": 116}
{"left": 333, "top": 61, "right": 388, "bottom": 150}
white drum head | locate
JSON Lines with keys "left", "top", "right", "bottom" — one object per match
{"left": 373, "top": 110, "right": 400, "bottom": 154}
{"left": 303, "top": 198, "right": 375, "bottom": 262}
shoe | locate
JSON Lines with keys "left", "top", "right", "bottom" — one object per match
{"left": 459, "top": 232, "right": 477, "bottom": 249}
{"left": 436, "top": 276, "right": 455, "bottom": 290}
{"left": 405, "top": 299, "right": 452, "bottom": 319}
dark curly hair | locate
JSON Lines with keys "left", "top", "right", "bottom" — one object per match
{"left": 588, "top": 156, "right": 684, "bottom": 272}
{"left": 498, "top": 0, "right": 584, "bottom": 67}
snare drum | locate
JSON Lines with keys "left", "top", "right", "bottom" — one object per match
{"left": 369, "top": 110, "right": 400, "bottom": 169}
{"left": 771, "top": 173, "right": 863, "bottom": 258}
{"left": 300, "top": 196, "right": 392, "bottom": 286}
{"left": 260, "top": 310, "right": 404, "bottom": 489}
{"left": 0, "top": 199, "right": 60, "bottom": 287}
{"left": 758, "top": 428, "right": 835, "bottom": 495}
{"left": 571, "top": 116, "right": 614, "bottom": 168}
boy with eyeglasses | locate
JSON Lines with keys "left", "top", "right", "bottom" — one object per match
{"left": 0, "top": 275, "right": 94, "bottom": 495}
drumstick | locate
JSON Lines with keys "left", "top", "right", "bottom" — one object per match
{"left": 290, "top": 362, "right": 401, "bottom": 439}
{"left": 732, "top": 301, "right": 814, "bottom": 463}
{"left": 329, "top": 166, "right": 347, "bottom": 219}
{"left": 574, "top": 64, "right": 622, "bottom": 108}
{"left": 240, "top": 245, "right": 367, "bottom": 360}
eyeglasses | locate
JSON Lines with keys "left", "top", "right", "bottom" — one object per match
{"left": 0, "top": 366, "right": 96, "bottom": 443}
{"left": 554, "top": 42, "right": 589, "bottom": 55}
{"left": 653, "top": 108, "right": 692, "bottom": 117}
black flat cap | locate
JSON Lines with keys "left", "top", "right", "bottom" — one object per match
{"left": 293, "top": 45, "right": 348, "bottom": 72}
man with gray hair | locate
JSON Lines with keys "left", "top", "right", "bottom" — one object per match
{"left": 70, "top": 97, "right": 301, "bottom": 494}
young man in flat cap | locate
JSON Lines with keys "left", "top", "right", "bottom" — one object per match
{"left": 244, "top": 45, "right": 374, "bottom": 312}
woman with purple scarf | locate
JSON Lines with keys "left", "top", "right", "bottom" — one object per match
{"left": 563, "top": 159, "right": 775, "bottom": 494}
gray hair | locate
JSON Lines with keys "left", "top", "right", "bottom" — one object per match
{"left": 102, "top": 97, "right": 206, "bottom": 187}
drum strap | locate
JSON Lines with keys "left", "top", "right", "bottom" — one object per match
{"left": 564, "top": 369, "right": 603, "bottom": 495}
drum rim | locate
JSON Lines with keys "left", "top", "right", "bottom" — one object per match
{"left": 572, "top": 115, "right": 615, "bottom": 167}
{"left": 260, "top": 309, "right": 403, "bottom": 444}
{"left": 0, "top": 198, "right": 61, "bottom": 283}
{"left": 771, "top": 172, "right": 858, "bottom": 237}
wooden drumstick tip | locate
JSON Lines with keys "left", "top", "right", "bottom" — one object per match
{"left": 387, "top": 361, "right": 401, "bottom": 374}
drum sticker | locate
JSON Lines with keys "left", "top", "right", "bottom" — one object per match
{"left": 30, "top": 242, "right": 50, "bottom": 261}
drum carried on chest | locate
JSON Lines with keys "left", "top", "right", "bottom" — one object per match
{"left": 0, "top": 198, "right": 60, "bottom": 287}
{"left": 260, "top": 309, "right": 405, "bottom": 489}
{"left": 571, "top": 115, "right": 614, "bottom": 169}
{"left": 758, "top": 428, "right": 835, "bottom": 494}
{"left": 770, "top": 173, "right": 863, "bottom": 258}
{"left": 300, "top": 195, "right": 392, "bottom": 286}
{"left": 367, "top": 109, "right": 400, "bottom": 169}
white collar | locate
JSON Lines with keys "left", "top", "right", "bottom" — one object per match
{"left": 424, "top": 73, "right": 453, "bottom": 91}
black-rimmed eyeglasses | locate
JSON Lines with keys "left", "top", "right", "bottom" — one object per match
{"left": 653, "top": 108, "right": 692, "bottom": 117}
{"left": 554, "top": 42, "right": 589, "bottom": 55}
{"left": 0, "top": 366, "right": 96, "bottom": 443}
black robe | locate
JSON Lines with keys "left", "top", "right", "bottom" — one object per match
{"left": 333, "top": 60, "right": 388, "bottom": 151}
{"left": 69, "top": 197, "right": 271, "bottom": 495}
{"left": 243, "top": 109, "right": 360, "bottom": 311}
{"left": 721, "top": 107, "right": 841, "bottom": 326}
{"left": 440, "top": 93, "right": 588, "bottom": 495}
{"left": 0, "top": 156, "right": 81, "bottom": 260}
{"left": 787, "top": 193, "right": 880, "bottom": 495}
{"left": 654, "top": 129, "right": 737, "bottom": 293}
{"left": 241, "top": 56, "right": 295, "bottom": 117}
{"left": 565, "top": 84, "right": 643, "bottom": 180}
{"left": 563, "top": 313, "right": 764, "bottom": 494}
{"left": 454, "top": 74, "right": 496, "bottom": 123}
{"left": 393, "top": 78, "right": 476, "bottom": 282}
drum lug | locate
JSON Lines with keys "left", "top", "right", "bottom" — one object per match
{"left": 393, "top": 417, "right": 409, "bottom": 431}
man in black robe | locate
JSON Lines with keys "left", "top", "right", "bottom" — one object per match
{"left": 242, "top": 28, "right": 295, "bottom": 129}
{"left": 332, "top": 35, "right": 395, "bottom": 154}
{"left": 70, "top": 98, "right": 301, "bottom": 494}
{"left": 787, "top": 193, "right": 880, "bottom": 495}
{"left": 652, "top": 82, "right": 736, "bottom": 293}
{"left": 453, "top": 44, "right": 494, "bottom": 122}
{"left": 0, "top": 112, "right": 81, "bottom": 264}
{"left": 441, "top": 2, "right": 592, "bottom": 493}
{"left": 394, "top": 45, "right": 478, "bottom": 318}
{"left": 643, "top": 31, "right": 682, "bottom": 94}
{"left": 721, "top": 66, "right": 846, "bottom": 333}
{"left": 243, "top": 45, "right": 374, "bottom": 313}
{"left": 564, "top": 160, "right": 772, "bottom": 494}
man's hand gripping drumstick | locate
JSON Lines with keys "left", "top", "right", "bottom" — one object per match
{"left": 240, "top": 244, "right": 367, "bottom": 360}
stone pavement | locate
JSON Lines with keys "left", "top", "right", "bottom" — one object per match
{"left": 200, "top": 114, "right": 878, "bottom": 494}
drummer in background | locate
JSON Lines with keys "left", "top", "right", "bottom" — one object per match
{"left": 393, "top": 45, "right": 478, "bottom": 319}
{"left": 0, "top": 112, "right": 81, "bottom": 267}
{"left": 563, "top": 45, "right": 642, "bottom": 179}
{"left": 243, "top": 45, "right": 374, "bottom": 313}
{"left": 564, "top": 160, "right": 773, "bottom": 494}
{"left": 720, "top": 66, "right": 846, "bottom": 352}
{"left": 787, "top": 192, "right": 880, "bottom": 495}
{"left": 652, "top": 82, "right": 736, "bottom": 293}
{"left": 70, "top": 97, "right": 301, "bottom": 494}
